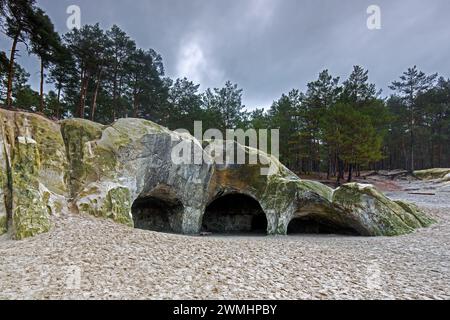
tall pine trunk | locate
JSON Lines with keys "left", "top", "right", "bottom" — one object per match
{"left": 6, "top": 32, "right": 20, "bottom": 107}
{"left": 133, "top": 94, "right": 139, "bottom": 118}
{"left": 39, "top": 58, "right": 45, "bottom": 112}
{"left": 410, "top": 128, "right": 414, "bottom": 172}
{"left": 409, "top": 95, "right": 415, "bottom": 172}
{"left": 438, "top": 126, "right": 443, "bottom": 167}
{"left": 112, "top": 70, "right": 118, "bottom": 120}
{"left": 336, "top": 157, "right": 344, "bottom": 186}
{"left": 78, "top": 69, "right": 89, "bottom": 118}
{"left": 326, "top": 152, "right": 331, "bottom": 180}
{"left": 55, "top": 86, "right": 61, "bottom": 119}
{"left": 347, "top": 164, "right": 353, "bottom": 182}
{"left": 91, "top": 68, "right": 103, "bottom": 121}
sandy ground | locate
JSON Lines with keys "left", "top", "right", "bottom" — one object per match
{"left": 0, "top": 180, "right": 449, "bottom": 300}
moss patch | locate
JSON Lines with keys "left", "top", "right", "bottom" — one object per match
{"left": 297, "top": 180, "right": 334, "bottom": 201}
{"left": 0, "top": 109, "right": 58, "bottom": 239}
{"left": 395, "top": 200, "right": 436, "bottom": 227}
{"left": 60, "top": 119, "right": 104, "bottom": 196}
{"left": 28, "top": 114, "right": 68, "bottom": 195}
{"left": 0, "top": 215, "right": 7, "bottom": 235}
{"left": 332, "top": 183, "right": 431, "bottom": 236}
{"left": 11, "top": 138, "right": 51, "bottom": 240}
{"left": 78, "top": 186, "right": 133, "bottom": 227}
{"left": 105, "top": 187, "right": 133, "bottom": 226}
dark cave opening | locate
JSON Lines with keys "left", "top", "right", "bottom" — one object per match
{"left": 202, "top": 193, "right": 268, "bottom": 234}
{"left": 132, "top": 196, "right": 183, "bottom": 233}
{"left": 287, "top": 216, "right": 360, "bottom": 236}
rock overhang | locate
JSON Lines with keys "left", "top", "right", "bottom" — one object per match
{"left": 0, "top": 109, "right": 436, "bottom": 239}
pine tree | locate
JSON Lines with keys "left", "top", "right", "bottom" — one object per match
{"left": 417, "top": 77, "right": 450, "bottom": 167}
{"left": 302, "top": 70, "right": 341, "bottom": 174}
{"left": 202, "top": 81, "right": 246, "bottom": 131}
{"left": 106, "top": 25, "right": 136, "bottom": 120}
{"left": 47, "top": 45, "right": 75, "bottom": 118}
{"left": 268, "top": 91, "right": 301, "bottom": 169}
{"left": 128, "top": 49, "right": 168, "bottom": 123}
{"left": 29, "top": 8, "right": 62, "bottom": 112}
{"left": 389, "top": 66, "right": 437, "bottom": 171}
{"left": 167, "top": 78, "right": 202, "bottom": 132}
{"left": 64, "top": 24, "right": 109, "bottom": 118}
{"left": 0, "top": 0, "right": 36, "bottom": 107}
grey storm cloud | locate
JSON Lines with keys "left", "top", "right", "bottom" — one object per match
{"left": 2, "top": 0, "right": 450, "bottom": 110}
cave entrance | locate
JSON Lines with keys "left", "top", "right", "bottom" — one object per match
{"left": 202, "top": 193, "right": 268, "bottom": 234}
{"left": 132, "top": 195, "right": 183, "bottom": 233}
{"left": 287, "top": 216, "right": 360, "bottom": 236}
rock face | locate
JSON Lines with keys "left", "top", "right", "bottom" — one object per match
{"left": 0, "top": 109, "right": 435, "bottom": 239}
{"left": 0, "top": 109, "right": 68, "bottom": 239}
{"left": 60, "top": 117, "right": 213, "bottom": 233}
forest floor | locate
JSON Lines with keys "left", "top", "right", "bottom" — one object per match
{"left": 0, "top": 177, "right": 449, "bottom": 300}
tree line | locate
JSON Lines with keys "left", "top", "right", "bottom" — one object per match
{"left": 1, "top": 0, "right": 449, "bottom": 181}
{"left": 257, "top": 66, "right": 449, "bottom": 182}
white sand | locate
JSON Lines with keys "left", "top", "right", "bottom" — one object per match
{"left": 0, "top": 182, "right": 449, "bottom": 300}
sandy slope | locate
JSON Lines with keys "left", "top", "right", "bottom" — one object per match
{"left": 0, "top": 181, "right": 449, "bottom": 300}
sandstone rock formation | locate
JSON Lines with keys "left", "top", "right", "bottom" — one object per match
{"left": 414, "top": 168, "right": 450, "bottom": 181}
{"left": 0, "top": 109, "right": 68, "bottom": 239}
{"left": 0, "top": 108, "right": 435, "bottom": 239}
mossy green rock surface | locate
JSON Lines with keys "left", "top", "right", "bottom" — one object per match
{"left": 0, "top": 109, "right": 69, "bottom": 239}
{"left": 331, "top": 183, "right": 434, "bottom": 236}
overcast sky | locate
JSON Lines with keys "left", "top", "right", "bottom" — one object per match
{"left": 1, "top": 0, "right": 449, "bottom": 110}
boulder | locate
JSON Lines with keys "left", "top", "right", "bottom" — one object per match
{"left": 0, "top": 109, "right": 69, "bottom": 239}
{"left": 414, "top": 168, "right": 450, "bottom": 180}
{"left": 0, "top": 109, "right": 436, "bottom": 239}
{"left": 60, "top": 117, "right": 214, "bottom": 232}
{"left": 331, "top": 184, "right": 434, "bottom": 236}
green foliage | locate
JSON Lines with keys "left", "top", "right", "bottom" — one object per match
{"left": 29, "top": 7, "right": 62, "bottom": 112}
{"left": 14, "top": 86, "right": 40, "bottom": 111}
{"left": 342, "top": 65, "right": 378, "bottom": 103}
{"left": 0, "top": 52, "right": 31, "bottom": 103}
{"left": 202, "top": 81, "right": 246, "bottom": 131}
{"left": 0, "top": 0, "right": 37, "bottom": 106}
{"left": 267, "top": 91, "right": 302, "bottom": 169}
{"left": 324, "top": 102, "right": 383, "bottom": 165}
{"left": 166, "top": 78, "right": 202, "bottom": 132}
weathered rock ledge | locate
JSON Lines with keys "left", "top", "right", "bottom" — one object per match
{"left": 414, "top": 168, "right": 450, "bottom": 181}
{"left": 0, "top": 109, "right": 435, "bottom": 239}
